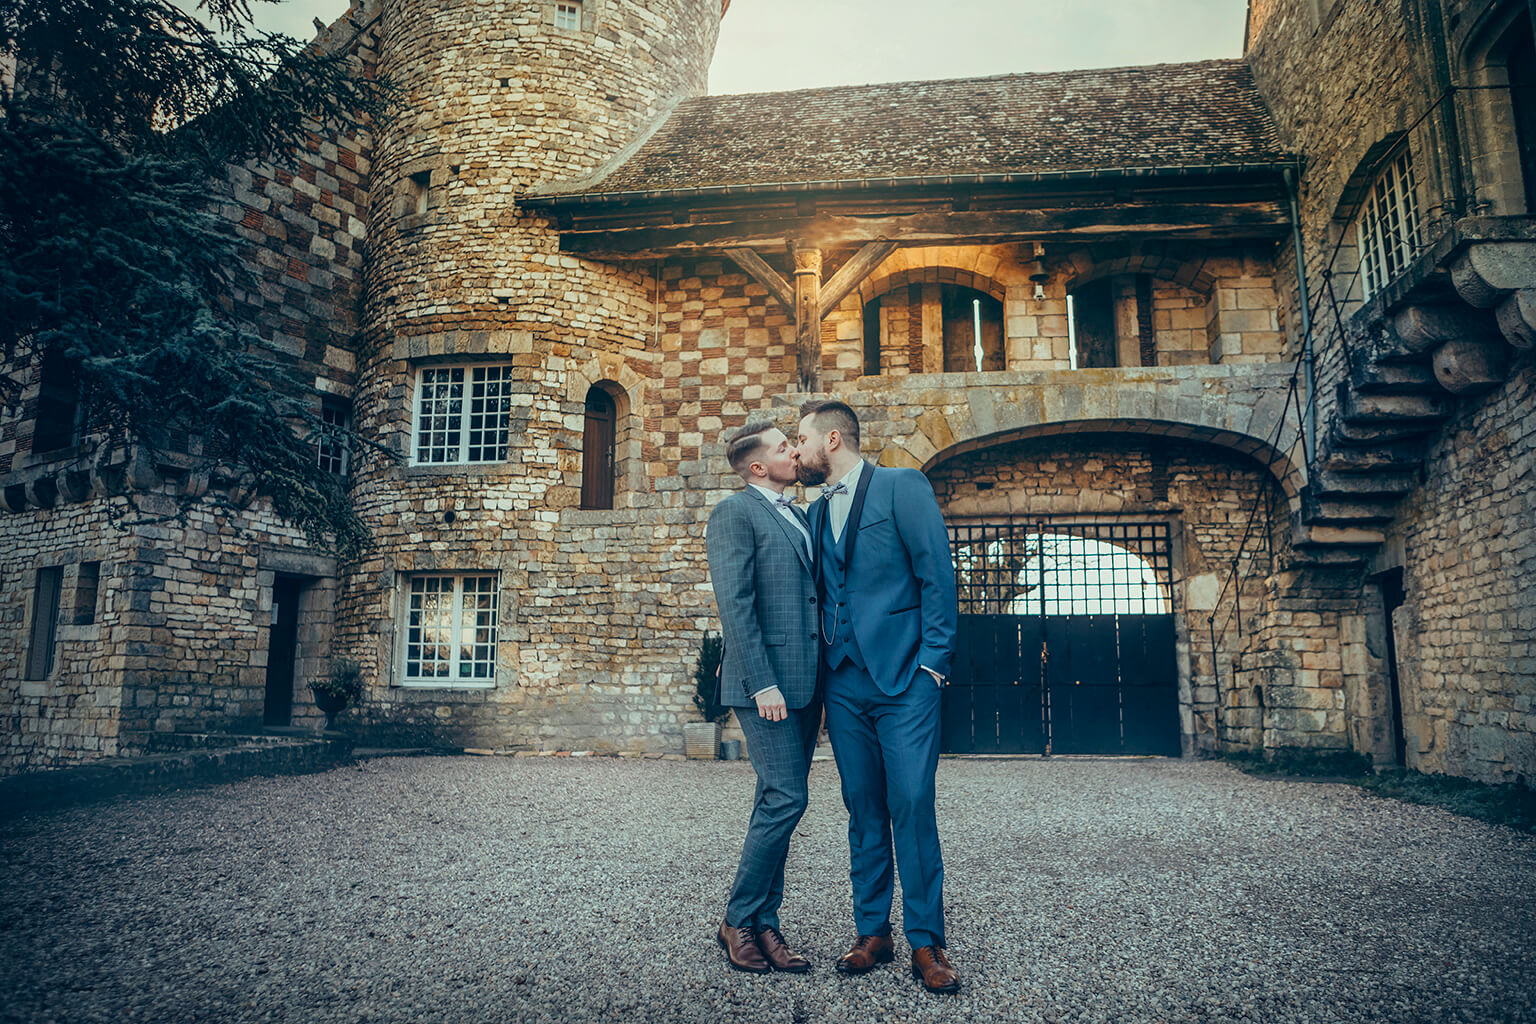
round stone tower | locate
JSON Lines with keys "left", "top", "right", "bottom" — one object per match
{"left": 368, "top": 0, "right": 721, "bottom": 341}
{"left": 340, "top": 0, "right": 725, "bottom": 749}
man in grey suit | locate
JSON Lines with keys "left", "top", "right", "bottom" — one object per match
{"left": 796, "top": 399, "right": 961, "bottom": 995}
{"left": 705, "top": 421, "right": 822, "bottom": 974}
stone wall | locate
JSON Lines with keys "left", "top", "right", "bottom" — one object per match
{"left": 0, "top": 492, "right": 338, "bottom": 774}
{"left": 1386, "top": 361, "right": 1535, "bottom": 782}
{"left": 1245, "top": 0, "right": 1432, "bottom": 408}
{"left": 0, "top": 506, "right": 129, "bottom": 771}
{"left": 925, "top": 433, "right": 1293, "bottom": 754}
{"left": 1249, "top": 0, "right": 1536, "bottom": 782}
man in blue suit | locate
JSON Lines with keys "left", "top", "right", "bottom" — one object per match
{"left": 795, "top": 399, "right": 961, "bottom": 995}
{"left": 706, "top": 422, "right": 822, "bottom": 974}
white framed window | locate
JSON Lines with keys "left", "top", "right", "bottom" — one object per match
{"left": 317, "top": 397, "right": 351, "bottom": 475}
{"left": 1357, "top": 150, "right": 1421, "bottom": 299}
{"left": 412, "top": 364, "right": 513, "bottom": 465}
{"left": 402, "top": 574, "right": 500, "bottom": 686}
{"left": 554, "top": 1, "right": 582, "bottom": 30}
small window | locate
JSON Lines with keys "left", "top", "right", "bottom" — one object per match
{"left": 317, "top": 397, "right": 351, "bottom": 475}
{"left": 32, "top": 345, "right": 80, "bottom": 454}
{"left": 26, "top": 566, "right": 62, "bottom": 680}
{"left": 1068, "top": 278, "right": 1119, "bottom": 368}
{"left": 407, "top": 170, "right": 431, "bottom": 216}
{"left": 412, "top": 365, "right": 513, "bottom": 465}
{"left": 554, "top": 1, "right": 582, "bottom": 30}
{"left": 402, "top": 574, "right": 500, "bottom": 685}
{"left": 1357, "top": 150, "right": 1421, "bottom": 299}
{"left": 580, "top": 385, "right": 616, "bottom": 509}
{"left": 74, "top": 561, "right": 101, "bottom": 625}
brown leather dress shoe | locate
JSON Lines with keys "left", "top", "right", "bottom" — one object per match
{"left": 717, "top": 921, "right": 771, "bottom": 973}
{"left": 834, "top": 929, "right": 895, "bottom": 974}
{"left": 756, "top": 926, "right": 811, "bottom": 973}
{"left": 911, "top": 945, "right": 960, "bottom": 994}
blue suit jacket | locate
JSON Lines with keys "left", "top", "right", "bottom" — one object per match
{"left": 811, "top": 463, "right": 958, "bottom": 695}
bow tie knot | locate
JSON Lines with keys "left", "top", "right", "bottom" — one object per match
{"left": 773, "top": 493, "right": 797, "bottom": 509}
{"left": 821, "top": 482, "right": 848, "bottom": 498}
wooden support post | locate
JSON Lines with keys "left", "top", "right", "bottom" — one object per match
{"left": 793, "top": 246, "right": 822, "bottom": 393}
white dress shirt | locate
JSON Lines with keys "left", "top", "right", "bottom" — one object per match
{"left": 750, "top": 484, "right": 812, "bottom": 558}
{"left": 827, "top": 460, "right": 865, "bottom": 542}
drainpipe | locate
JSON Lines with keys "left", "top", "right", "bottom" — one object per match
{"left": 1284, "top": 167, "right": 1317, "bottom": 466}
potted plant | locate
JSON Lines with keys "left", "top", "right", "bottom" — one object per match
{"left": 309, "top": 658, "right": 364, "bottom": 731}
{"left": 684, "top": 633, "right": 729, "bottom": 759}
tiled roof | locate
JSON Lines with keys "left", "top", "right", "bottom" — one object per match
{"left": 537, "top": 59, "right": 1289, "bottom": 199}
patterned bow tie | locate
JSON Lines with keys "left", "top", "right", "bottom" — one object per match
{"left": 774, "top": 494, "right": 798, "bottom": 509}
{"left": 821, "top": 482, "right": 848, "bottom": 498}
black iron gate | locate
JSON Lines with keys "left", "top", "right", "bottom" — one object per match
{"left": 943, "top": 520, "right": 1180, "bottom": 756}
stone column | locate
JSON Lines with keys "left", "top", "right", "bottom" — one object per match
{"left": 921, "top": 283, "right": 944, "bottom": 373}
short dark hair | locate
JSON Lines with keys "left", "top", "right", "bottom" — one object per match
{"left": 799, "top": 399, "right": 860, "bottom": 450}
{"left": 726, "top": 421, "right": 776, "bottom": 474}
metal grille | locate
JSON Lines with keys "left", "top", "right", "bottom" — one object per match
{"left": 413, "top": 365, "right": 511, "bottom": 465}
{"left": 403, "top": 574, "right": 499, "bottom": 684}
{"left": 465, "top": 366, "right": 512, "bottom": 463}
{"left": 950, "top": 519, "right": 1173, "bottom": 616}
{"left": 1358, "top": 150, "right": 1421, "bottom": 299}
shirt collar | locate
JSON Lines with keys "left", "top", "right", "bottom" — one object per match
{"left": 749, "top": 482, "right": 793, "bottom": 506}
{"left": 833, "top": 460, "right": 864, "bottom": 495}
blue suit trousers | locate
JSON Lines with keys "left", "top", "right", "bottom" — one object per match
{"left": 824, "top": 660, "right": 946, "bottom": 949}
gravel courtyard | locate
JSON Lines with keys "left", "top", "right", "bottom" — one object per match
{"left": 2, "top": 756, "right": 1533, "bottom": 1024}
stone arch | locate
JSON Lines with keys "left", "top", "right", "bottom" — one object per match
{"left": 1455, "top": 5, "right": 1535, "bottom": 216}
{"left": 565, "top": 357, "right": 647, "bottom": 506}
{"left": 864, "top": 374, "right": 1308, "bottom": 509}
{"left": 921, "top": 419, "right": 1304, "bottom": 507}
{"left": 1059, "top": 241, "right": 1222, "bottom": 296}
{"left": 854, "top": 246, "right": 1020, "bottom": 309}
{"left": 1331, "top": 133, "right": 1412, "bottom": 224}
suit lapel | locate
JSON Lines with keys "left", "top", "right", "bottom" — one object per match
{"left": 843, "top": 461, "right": 876, "bottom": 569}
{"left": 748, "top": 488, "right": 813, "bottom": 573}
{"left": 810, "top": 495, "right": 828, "bottom": 582}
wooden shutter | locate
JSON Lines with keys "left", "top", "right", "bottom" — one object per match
{"left": 26, "top": 566, "right": 62, "bottom": 680}
{"left": 581, "top": 387, "right": 616, "bottom": 510}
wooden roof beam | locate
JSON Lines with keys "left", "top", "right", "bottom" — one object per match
{"left": 558, "top": 202, "right": 1291, "bottom": 256}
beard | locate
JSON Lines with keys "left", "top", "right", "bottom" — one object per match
{"left": 796, "top": 449, "right": 831, "bottom": 486}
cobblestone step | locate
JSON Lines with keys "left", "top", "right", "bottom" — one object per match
{"left": 1310, "top": 468, "right": 1420, "bottom": 498}
{"left": 1349, "top": 357, "right": 1440, "bottom": 395}
{"left": 1337, "top": 383, "right": 1452, "bottom": 425}
{"left": 1301, "top": 488, "right": 1398, "bottom": 526}
{"left": 1329, "top": 417, "right": 1438, "bottom": 445}
{"left": 1315, "top": 437, "right": 1425, "bottom": 471}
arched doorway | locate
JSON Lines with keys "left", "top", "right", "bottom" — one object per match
{"left": 945, "top": 519, "right": 1180, "bottom": 756}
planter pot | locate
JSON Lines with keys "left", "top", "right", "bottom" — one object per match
{"left": 683, "top": 720, "right": 722, "bottom": 760}
{"left": 312, "top": 690, "right": 349, "bottom": 730}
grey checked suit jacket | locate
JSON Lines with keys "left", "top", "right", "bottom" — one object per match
{"left": 705, "top": 488, "right": 820, "bottom": 710}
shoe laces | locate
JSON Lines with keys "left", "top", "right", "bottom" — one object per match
{"left": 853, "top": 933, "right": 884, "bottom": 950}
{"left": 758, "top": 926, "right": 784, "bottom": 946}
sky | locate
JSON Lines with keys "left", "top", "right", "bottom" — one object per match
{"left": 243, "top": 0, "right": 1249, "bottom": 95}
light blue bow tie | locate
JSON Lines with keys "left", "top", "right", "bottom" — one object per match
{"left": 821, "top": 482, "right": 848, "bottom": 498}
{"left": 773, "top": 494, "right": 798, "bottom": 509}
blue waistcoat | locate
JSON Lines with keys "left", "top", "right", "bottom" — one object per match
{"left": 820, "top": 515, "right": 866, "bottom": 670}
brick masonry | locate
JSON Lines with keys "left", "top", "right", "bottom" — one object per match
{"left": 1, "top": 0, "right": 1530, "bottom": 784}
{"left": 1249, "top": 0, "right": 1535, "bottom": 782}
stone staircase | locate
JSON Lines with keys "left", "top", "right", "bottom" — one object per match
{"left": 1289, "top": 344, "right": 1451, "bottom": 567}
{"left": 1287, "top": 222, "right": 1536, "bottom": 568}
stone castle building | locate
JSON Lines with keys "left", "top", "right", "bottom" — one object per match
{"left": 2, "top": 0, "right": 1532, "bottom": 783}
